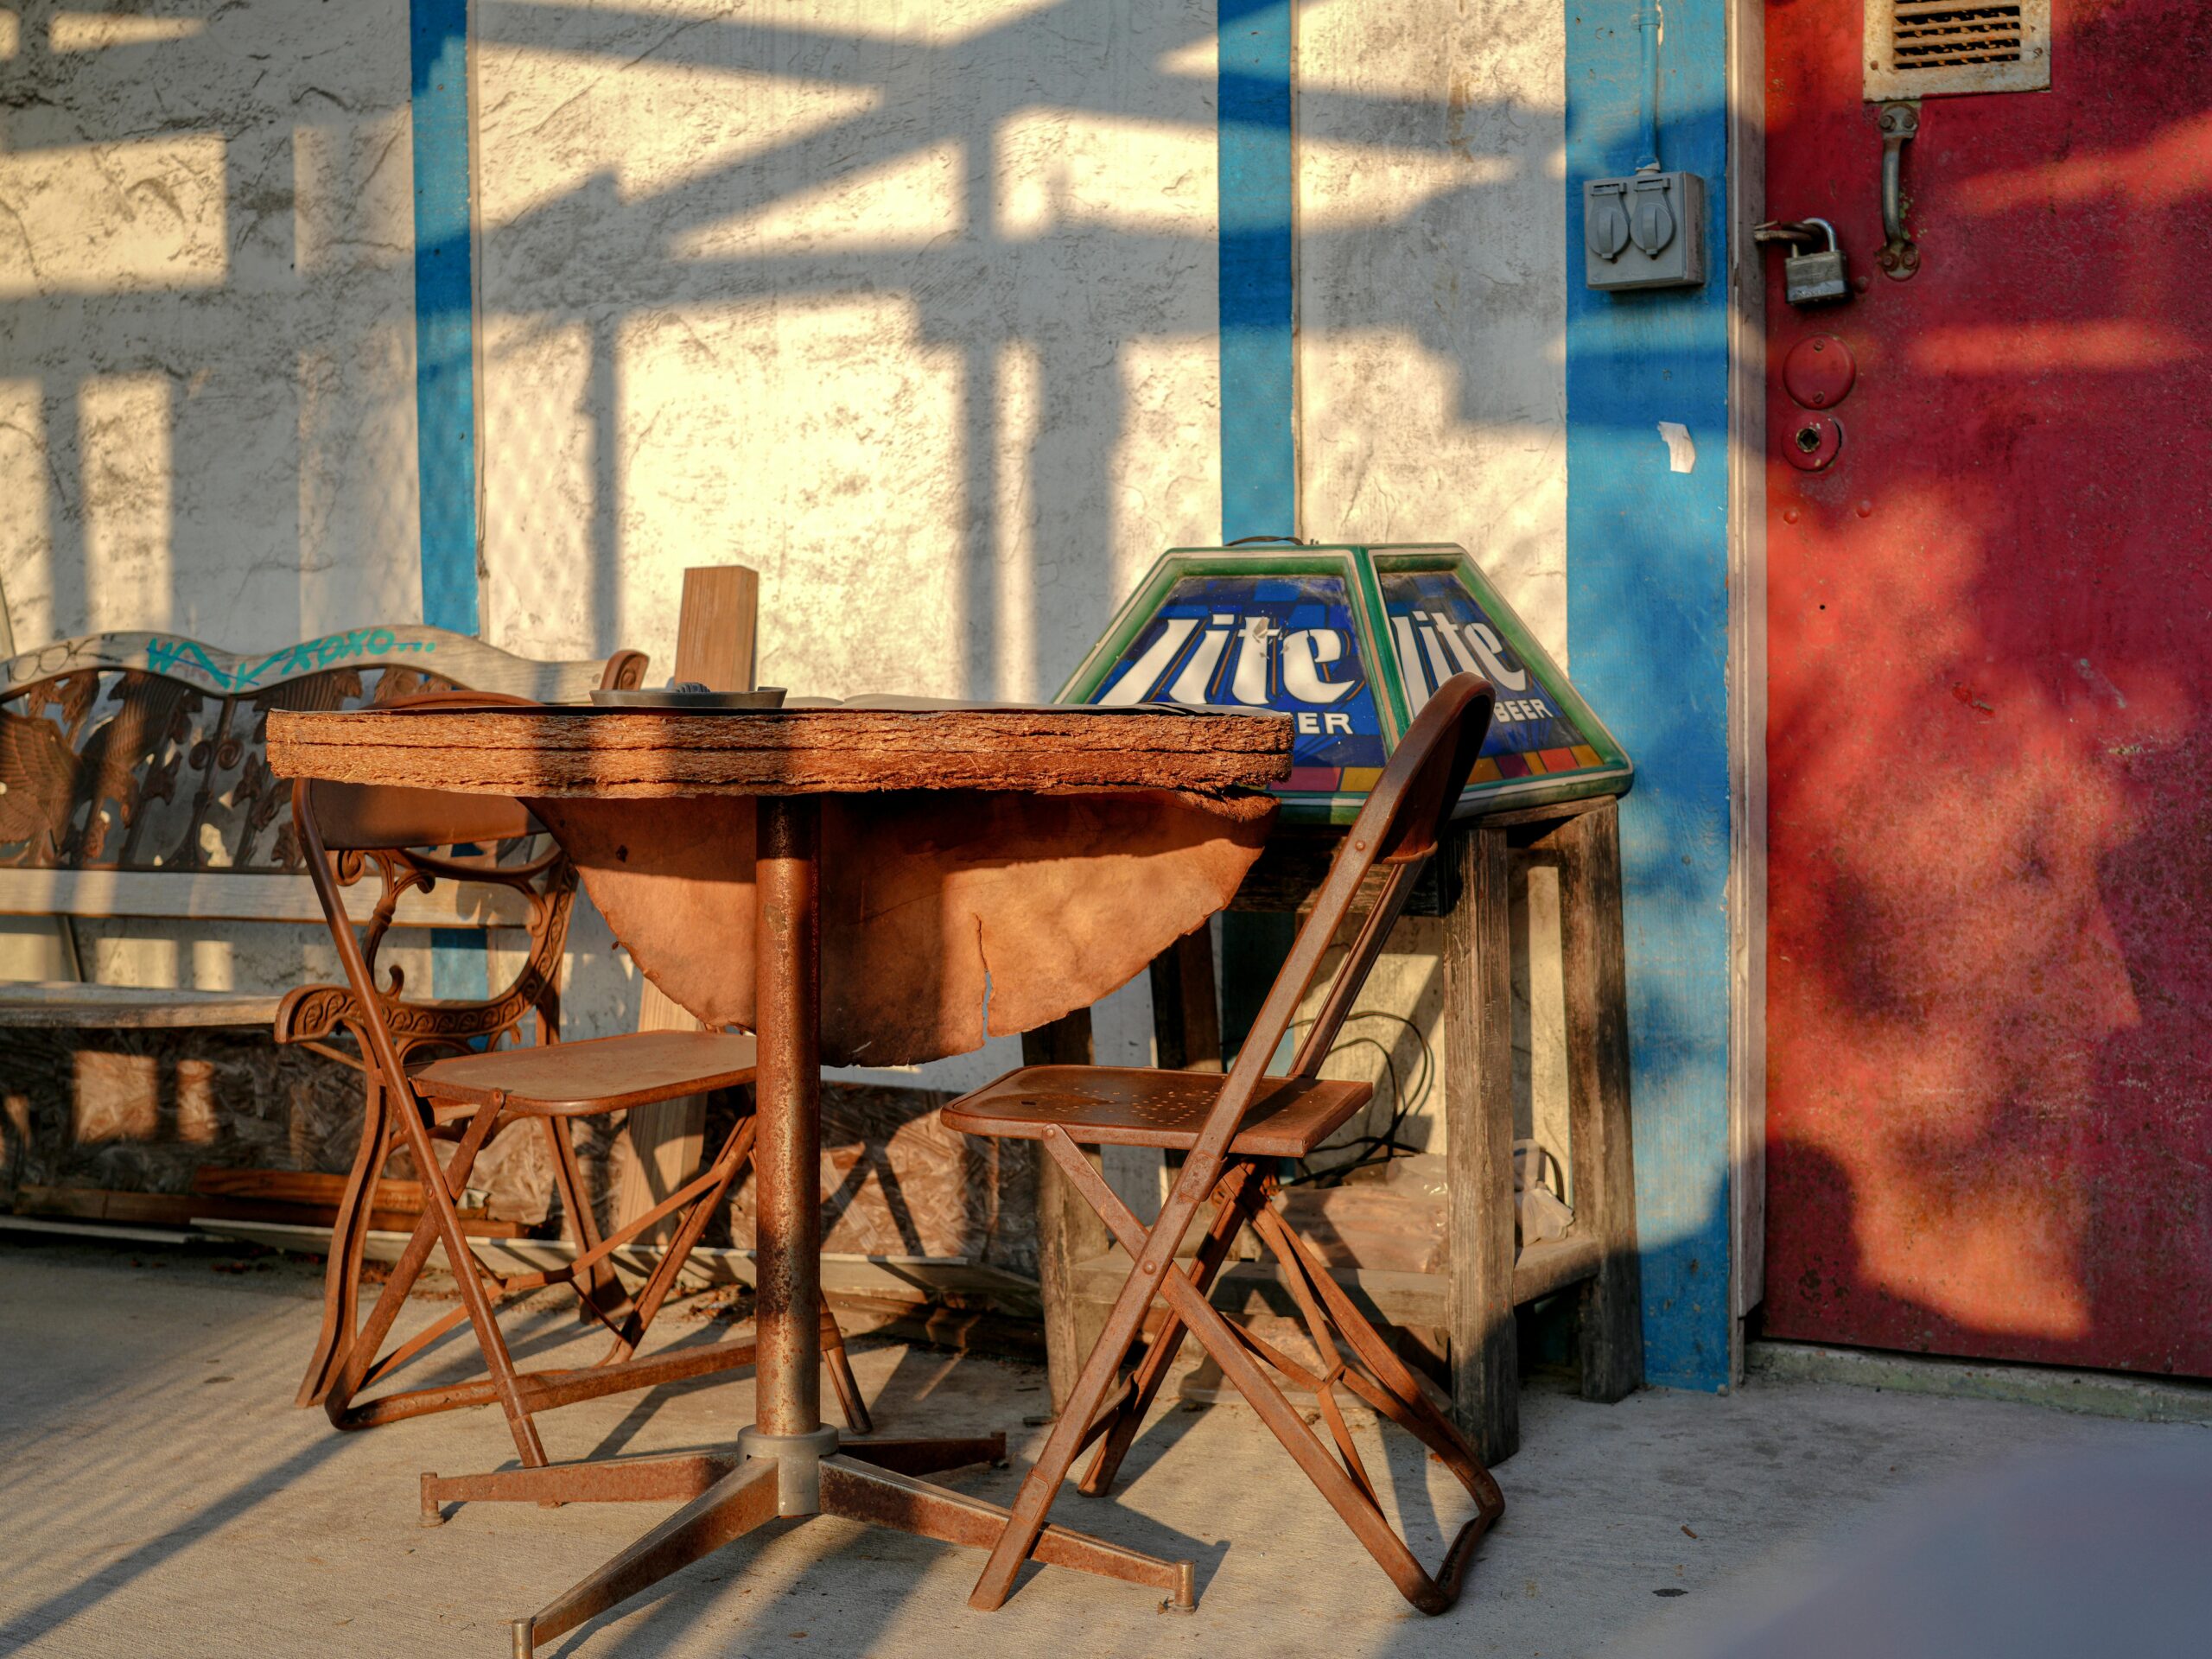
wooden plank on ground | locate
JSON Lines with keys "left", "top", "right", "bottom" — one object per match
{"left": 12, "top": 1184, "right": 526, "bottom": 1236}
{"left": 190, "top": 1168, "right": 426, "bottom": 1210}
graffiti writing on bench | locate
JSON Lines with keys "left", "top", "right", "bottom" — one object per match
{"left": 144, "top": 628, "right": 438, "bottom": 690}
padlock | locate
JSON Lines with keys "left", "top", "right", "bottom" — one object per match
{"left": 1783, "top": 218, "right": 1849, "bottom": 306}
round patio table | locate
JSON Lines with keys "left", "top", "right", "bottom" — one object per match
{"left": 268, "top": 702, "right": 1290, "bottom": 1653}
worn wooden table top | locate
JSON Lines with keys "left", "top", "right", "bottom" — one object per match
{"left": 269, "top": 705, "right": 1293, "bottom": 1065}
{"left": 266, "top": 705, "right": 1288, "bottom": 801}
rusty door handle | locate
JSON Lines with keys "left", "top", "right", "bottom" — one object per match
{"left": 1878, "top": 102, "right": 1921, "bottom": 279}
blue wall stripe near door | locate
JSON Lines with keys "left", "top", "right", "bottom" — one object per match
{"left": 1217, "top": 0, "right": 1296, "bottom": 543}
{"left": 1216, "top": 1, "right": 1300, "bottom": 1065}
{"left": 1563, "top": 0, "right": 1735, "bottom": 1390}
{"left": 411, "top": 0, "right": 488, "bottom": 1002}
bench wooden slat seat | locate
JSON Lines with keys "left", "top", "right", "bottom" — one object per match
{"left": 0, "top": 982, "right": 284, "bottom": 1029}
{"left": 0, "top": 868, "right": 533, "bottom": 929}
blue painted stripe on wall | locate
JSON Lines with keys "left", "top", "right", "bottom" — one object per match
{"left": 411, "top": 0, "right": 489, "bottom": 1004}
{"left": 411, "top": 0, "right": 479, "bottom": 636}
{"left": 1217, "top": 0, "right": 1296, "bottom": 542}
{"left": 1563, "top": 0, "right": 1735, "bottom": 1390}
{"left": 1216, "top": 2, "right": 1300, "bottom": 1070}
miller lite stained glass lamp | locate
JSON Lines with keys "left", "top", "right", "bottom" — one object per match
{"left": 1059, "top": 543, "right": 1631, "bottom": 824}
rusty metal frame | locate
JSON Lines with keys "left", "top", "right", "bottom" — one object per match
{"left": 960, "top": 677, "right": 1505, "bottom": 1614}
{"left": 501, "top": 793, "right": 1203, "bottom": 1656}
{"left": 290, "top": 770, "right": 874, "bottom": 1497}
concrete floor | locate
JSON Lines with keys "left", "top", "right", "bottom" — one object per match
{"left": 1, "top": 1238, "right": 2203, "bottom": 1659}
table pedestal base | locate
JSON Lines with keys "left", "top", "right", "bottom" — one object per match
{"left": 505, "top": 1429, "right": 1196, "bottom": 1656}
{"left": 420, "top": 1432, "right": 1008, "bottom": 1524}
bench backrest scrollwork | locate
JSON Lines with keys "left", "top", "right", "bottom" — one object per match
{"left": 0, "top": 626, "right": 645, "bottom": 876}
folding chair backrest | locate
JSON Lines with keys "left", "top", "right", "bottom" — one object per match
{"left": 1185, "top": 674, "right": 1494, "bottom": 1167}
{"left": 289, "top": 690, "right": 550, "bottom": 1096}
{"left": 304, "top": 690, "right": 538, "bottom": 851}
{"left": 306, "top": 781, "right": 531, "bottom": 853}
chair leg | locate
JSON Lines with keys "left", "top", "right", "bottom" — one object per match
{"left": 324, "top": 1101, "right": 552, "bottom": 1471}
{"left": 976, "top": 1132, "right": 1501, "bottom": 1617}
{"left": 1246, "top": 1199, "right": 1380, "bottom": 1503}
{"left": 297, "top": 1077, "right": 391, "bottom": 1408}
{"left": 820, "top": 1294, "right": 873, "bottom": 1434}
{"left": 541, "top": 1115, "right": 626, "bottom": 1325}
{"left": 597, "top": 1111, "right": 873, "bottom": 1433}
{"left": 967, "top": 1133, "right": 1214, "bottom": 1612}
{"left": 1257, "top": 1202, "right": 1504, "bottom": 1514}
{"left": 596, "top": 1116, "right": 757, "bottom": 1363}
{"left": 1249, "top": 1197, "right": 1506, "bottom": 1602}
{"left": 322, "top": 1103, "right": 877, "bottom": 1461}
{"left": 1077, "top": 1161, "right": 1262, "bottom": 1497}
{"left": 321, "top": 1108, "right": 499, "bottom": 1429}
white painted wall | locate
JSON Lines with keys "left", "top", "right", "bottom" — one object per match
{"left": 0, "top": 0, "right": 429, "bottom": 1001}
{"left": 0, "top": 1, "right": 1571, "bottom": 1168}
{"left": 1300, "top": 0, "right": 1567, "bottom": 650}
{"left": 0, "top": 0, "right": 422, "bottom": 649}
{"left": 1293, "top": 0, "right": 1570, "bottom": 1166}
{"left": 473, "top": 0, "right": 1225, "bottom": 705}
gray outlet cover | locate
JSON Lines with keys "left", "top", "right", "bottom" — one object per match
{"left": 1585, "top": 171, "right": 1707, "bottom": 292}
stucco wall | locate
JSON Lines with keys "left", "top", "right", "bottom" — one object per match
{"left": 0, "top": 0, "right": 422, "bottom": 647}
{"left": 1294, "top": 0, "right": 1571, "bottom": 1168}
{"left": 0, "top": 2, "right": 1570, "bottom": 1176}
{"left": 474, "top": 0, "right": 1224, "bottom": 709}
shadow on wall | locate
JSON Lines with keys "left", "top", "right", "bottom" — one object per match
{"left": 471, "top": 0, "right": 1580, "bottom": 693}
{"left": 0, "top": 0, "right": 1586, "bottom": 1153}
{"left": 0, "top": 0, "right": 1576, "bottom": 689}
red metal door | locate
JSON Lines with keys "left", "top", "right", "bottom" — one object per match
{"left": 1763, "top": 0, "right": 2212, "bottom": 1374}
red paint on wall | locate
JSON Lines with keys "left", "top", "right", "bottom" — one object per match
{"left": 1764, "top": 0, "right": 2212, "bottom": 1374}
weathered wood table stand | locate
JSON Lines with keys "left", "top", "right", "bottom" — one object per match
{"left": 1041, "top": 794, "right": 1642, "bottom": 1465}
{"left": 269, "top": 702, "right": 1292, "bottom": 1649}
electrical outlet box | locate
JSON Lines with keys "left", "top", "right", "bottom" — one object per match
{"left": 1584, "top": 170, "right": 1707, "bottom": 291}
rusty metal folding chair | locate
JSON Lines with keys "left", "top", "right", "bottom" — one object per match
{"left": 281, "top": 683, "right": 628, "bottom": 1410}
{"left": 288, "top": 753, "right": 871, "bottom": 1492}
{"left": 943, "top": 673, "right": 1503, "bottom": 1613}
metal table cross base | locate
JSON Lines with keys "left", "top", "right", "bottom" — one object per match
{"left": 498, "top": 1422, "right": 1194, "bottom": 1655}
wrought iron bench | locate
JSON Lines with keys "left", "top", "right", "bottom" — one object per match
{"left": 0, "top": 626, "right": 644, "bottom": 1219}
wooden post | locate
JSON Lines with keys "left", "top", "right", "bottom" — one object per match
{"left": 1147, "top": 927, "right": 1223, "bottom": 1073}
{"left": 615, "top": 567, "right": 759, "bottom": 1243}
{"left": 1444, "top": 820, "right": 1520, "bottom": 1463}
{"left": 1552, "top": 798, "right": 1643, "bottom": 1402}
{"left": 1024, "top": 1008, "right": 1108, "bottom": 1414}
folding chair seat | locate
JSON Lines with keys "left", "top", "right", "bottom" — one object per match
{"left": 287, "top": 725, "right": 871, "bottom": 1484}
{"left": 944, "top": 673, "right": 1505, "bottom": 1615}
{"left": 942, "top": 1067, "right": 1371, "bottom": 1156}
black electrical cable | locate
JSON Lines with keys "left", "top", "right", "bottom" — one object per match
{"left": 1273, "top": 1008, "right": 1440, "bottom": 1188}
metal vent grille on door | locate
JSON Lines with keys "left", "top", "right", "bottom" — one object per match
{"left": 1863, "top": 1, "right": 2050, "bottom": 100}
